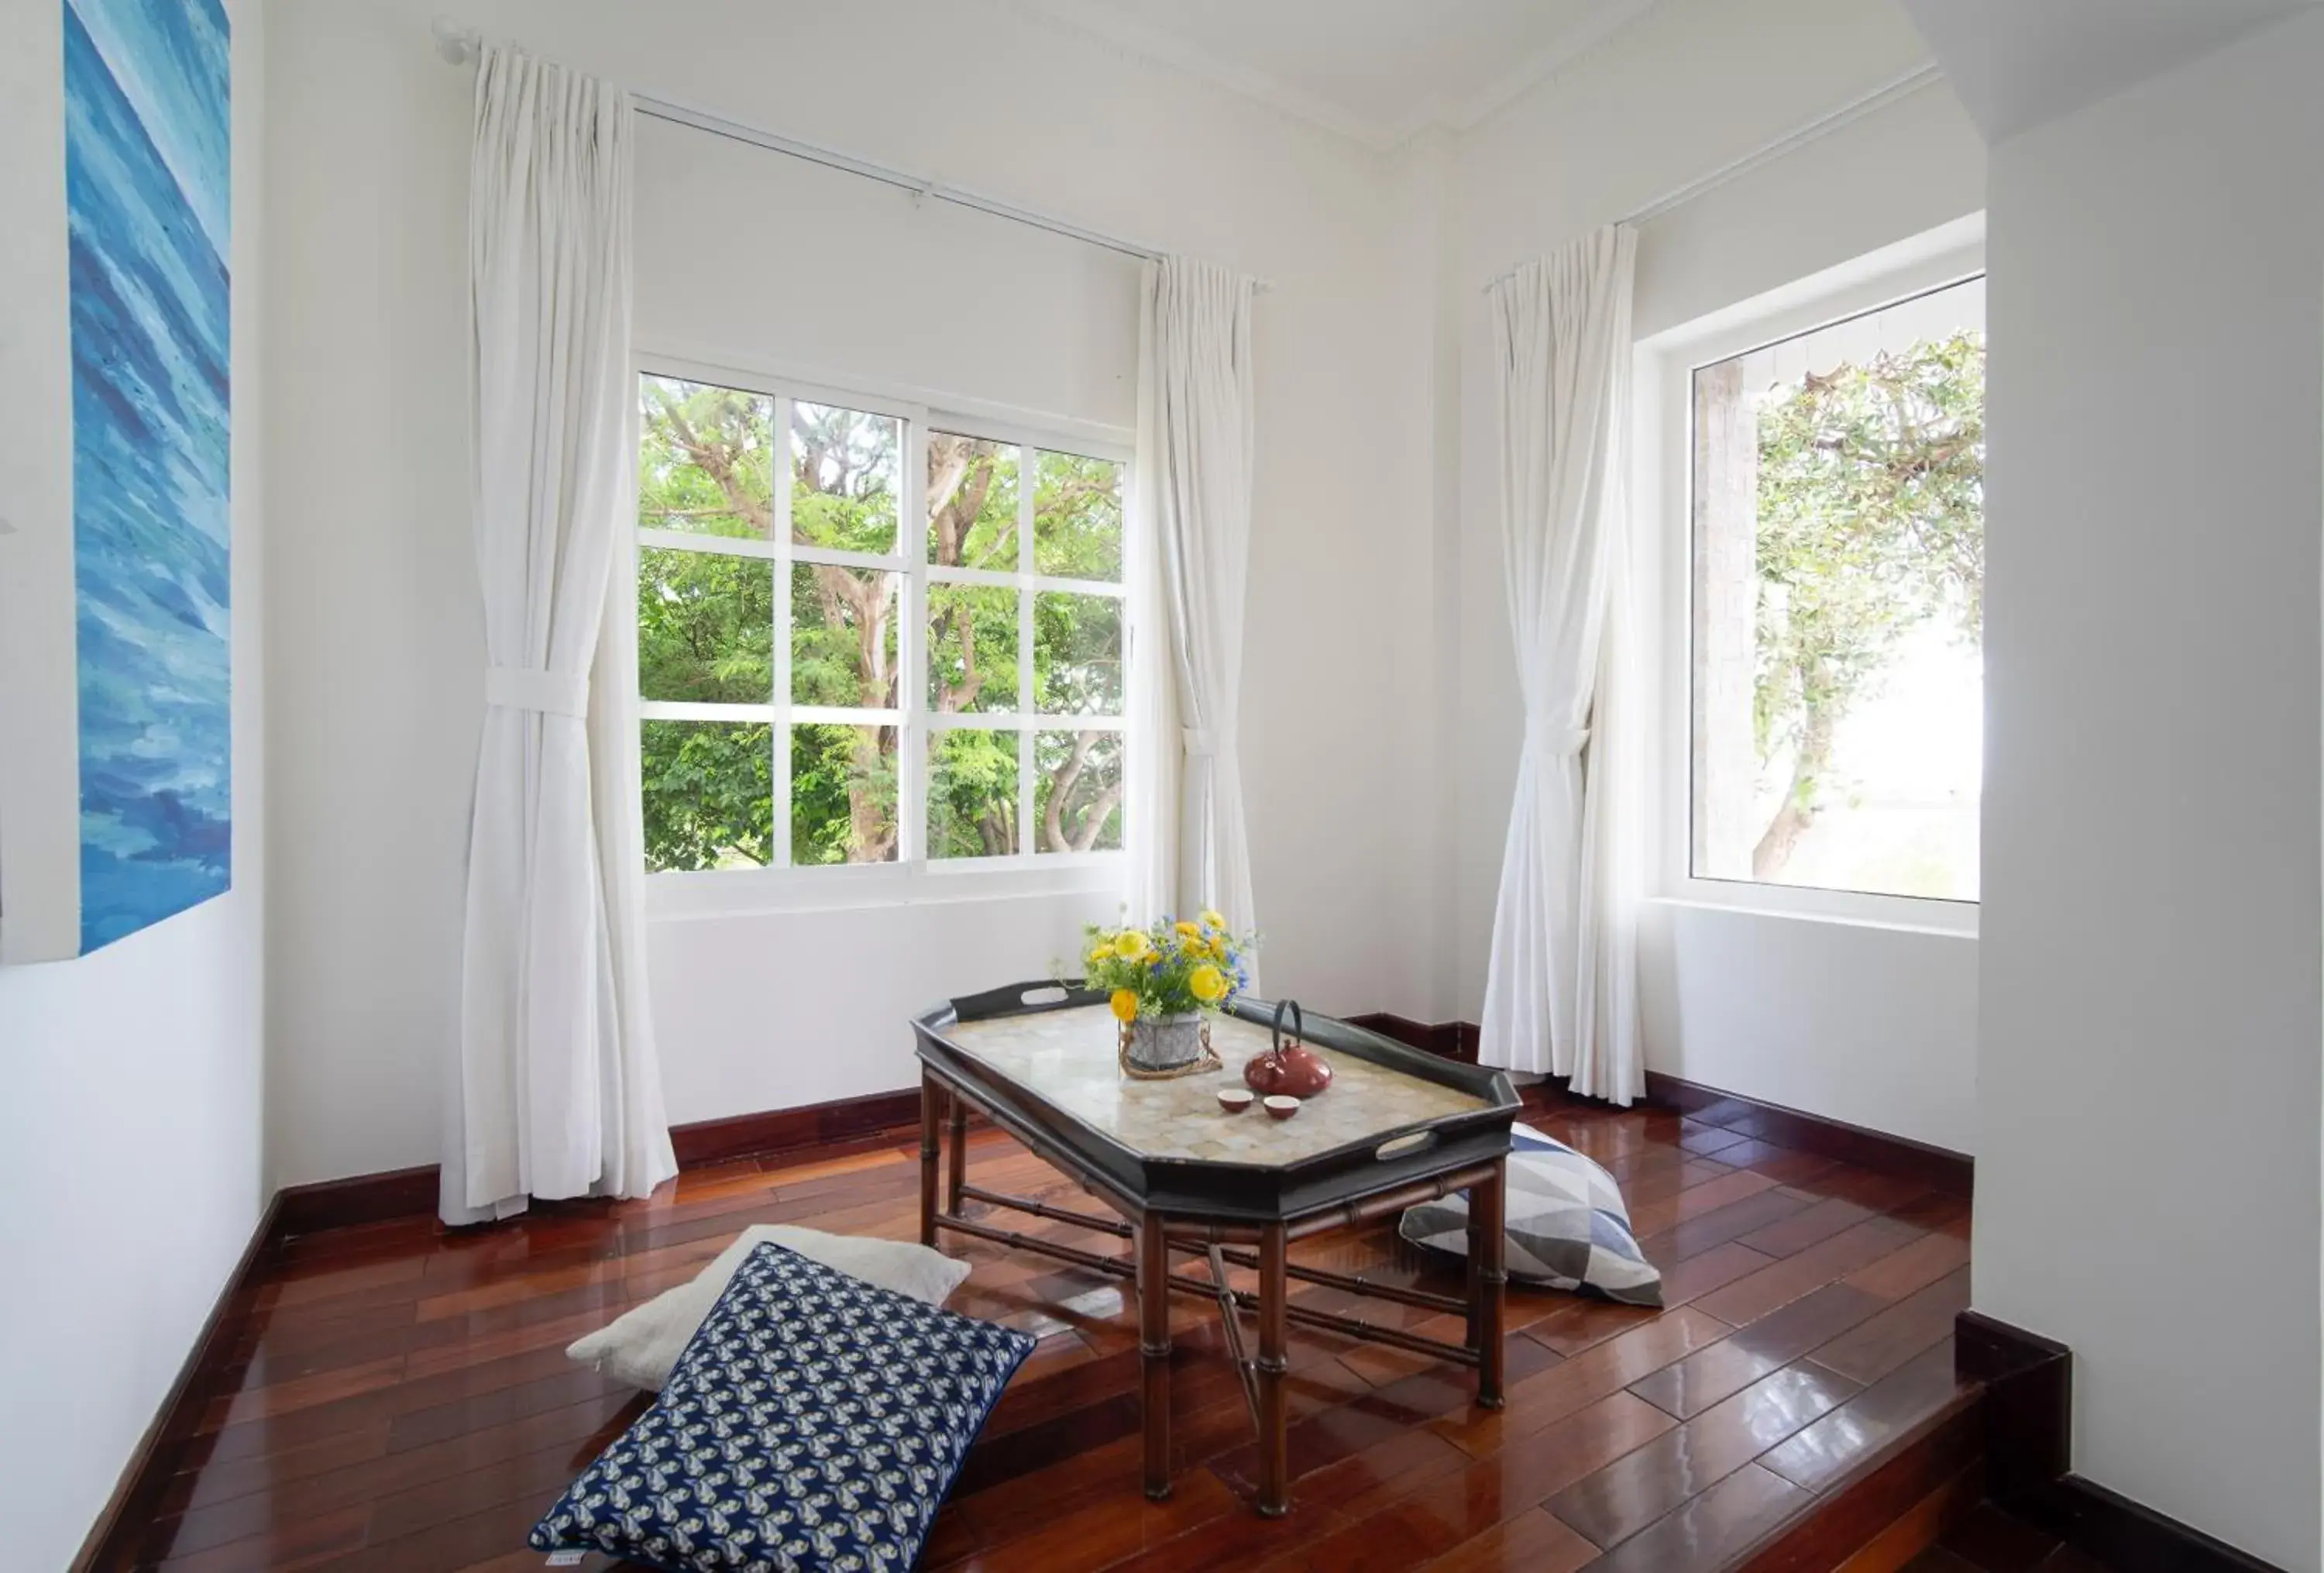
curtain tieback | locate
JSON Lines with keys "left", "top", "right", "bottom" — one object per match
{"left": 1181, "top": 726, "right": 1217, "bottom": 758}
{"left": 1530, "top": 721, "right": 1590, "bottom": 758}
{"left": 486, "top": 665, "right": 589, "bottom": 718}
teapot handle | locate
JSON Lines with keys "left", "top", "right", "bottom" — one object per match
{"left": 1272, "top": 998, "right": 1303, "bottom": 1055}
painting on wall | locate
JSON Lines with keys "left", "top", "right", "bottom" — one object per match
{"left": 63, "top": 0, "right": 232, "bottom": 952}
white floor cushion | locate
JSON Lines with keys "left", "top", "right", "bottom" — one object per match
{"left": 567, "top": 1223, "right": 974, "bottom": 1390}
{"left": 1398, "top": 1124, "right": 1664, "bottom": 1306}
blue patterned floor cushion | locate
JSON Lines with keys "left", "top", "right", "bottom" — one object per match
{"left": 530, "top": 1241, "right": 1033, "bottom": 1571}
{"left": 1398, "top": 1124, "right": 1664, "bottom": 1307}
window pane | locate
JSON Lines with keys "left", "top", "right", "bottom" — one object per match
{"left": 927, "top": 434, "right": 1019, "bottom": 570}
{"left": 1033, "top": 450, "right": 1122, "bottom": 580}
{"left": 791, "top": 565, "right": 899, "bottom": 709}
{"left": 791, "top": 402, "right": 899, "bottom": 556}
{"left": 928, "top": 585, "right": 1019, "bottom": 714}
{"left": 1690, "top": 276, "right": 1984, "bottom": 901}
{"left": 638, "top": 376, "right": 773, "bottom": 539}
{"left": 1035, "top": 731, "right": 1122, "bottom": 853}
{"left": 638, "top": 547, "right": 772, "bottom": 704}
{"left": 1033, "top": 592, "right": 1122, "bottom": 715}
{"left": 792, "top": 723, "right": 897, "bottom": 865}
{"left": 929, "top": 728, "right": 1019, "bottom": 859}
{"left": 641, "top": 721, "right": 772, "bottom": 871}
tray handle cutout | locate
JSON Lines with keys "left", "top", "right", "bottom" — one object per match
{"left": 1375, "top": 1130, "right": 1435, "bottom": 1162}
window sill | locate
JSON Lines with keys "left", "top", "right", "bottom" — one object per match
{"left": 1651, "top": 885, "right": 1978, "bottom": 941}
{"left": 645, "top": 855, "right": 1126, "bottom": 922}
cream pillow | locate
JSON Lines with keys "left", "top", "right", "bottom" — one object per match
{"left": 567, "top": 1224, "right": 975, "bottom": 1390}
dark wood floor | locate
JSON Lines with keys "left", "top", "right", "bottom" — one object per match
{"left": 109, "top": 1094, "right": 1978, "bottom": 1571}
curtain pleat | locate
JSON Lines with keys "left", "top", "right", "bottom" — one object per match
{"left": 1478, "top": 226, "right": 1643, "bottom": 1101}
{"left": 1129, "top": 257, "right": 1261, "bottom": 974}
{"left": 445, "top": 44, "right": 676, "bottom": 1224}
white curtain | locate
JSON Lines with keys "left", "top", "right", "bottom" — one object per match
{"left": 1128, "top": 257, "right": 1260, "bottom": 976}
{"left": 1478, "top": 225, "right": 1644, "bottom": 1101}
{"left": 445, "top": 45, "right": 676, "bottom": 1224}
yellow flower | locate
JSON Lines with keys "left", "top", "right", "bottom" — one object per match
{"left": 1208, "top": 935, "right": 1230, "bottom": 959}
{"left": 1199, "top": 909, "right": 1227, "bottom": 931}
{"left": 1087, "top": 945, "right": 1112, "bottom": 967}
{"left": 1174, "top": 920, "right": 1202, "bottom": 941}
{"left": 1188, "top": 963, "right": 1228, "bottom": 1004}
{"left": 1114, "top": 931, "right": 1152, "bottom": 962}
{"left": 1109, "top": 988, "right": 1140, "bottom": 1024}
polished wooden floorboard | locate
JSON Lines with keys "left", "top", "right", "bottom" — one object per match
{"left": 111, "top": 1093, "right": 1975, "bottom": 1571}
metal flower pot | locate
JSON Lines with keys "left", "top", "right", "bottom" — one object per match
{"left": 1125, "top": 1011, "right": 1208, "bottom": 1072}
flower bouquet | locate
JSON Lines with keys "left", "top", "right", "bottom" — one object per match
{"left": 1082, "top": 911, "right": 1254, "bottom": 1078}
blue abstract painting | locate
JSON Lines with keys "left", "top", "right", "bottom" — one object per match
{"left": 64, "top": 0, "right": 232, "bottom": 952}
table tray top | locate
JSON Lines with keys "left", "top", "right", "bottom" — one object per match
{"left": 944, "top": 1004, "right": 1490, "bottom": 1169}
{"left": 915, "top": 985, "right": 1518, "bottom": 1222}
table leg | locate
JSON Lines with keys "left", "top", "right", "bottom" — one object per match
{"left": 1468, "top": 1158, "right": 1508, "bottom": 1410}
{"left": 919, "top": 1072, "right": 941, "bottom": 1248}
{"left": 1256, "top": 1221, "right": 1291, "bottom": 1517}
{"left": 1138, "top": 1212, "right": 1172, "bottom": 1500}
{"left": 946, "top": 1091, "right": 968, "bottom": 1215}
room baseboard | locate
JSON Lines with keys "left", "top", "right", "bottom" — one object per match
{"left": 669, "top": 1087, "right": 925, "bottom": 1169}
{"left": 1346, "top": 1015, "right": 1974, "bottom": 1197}
{"left": 269, "top": 1087, "right": 933, "bottom": 1238}
{"left": 270, "top": 1024, "right": 1977, "bottom": 1230}
{"left": 1342, "top": 1011, "right": 1480, "bottom": 1063}
{"left": 1642, "top": 1069, "right": 1974, "bottom": 1197}
{"left": 275, "top": 1162, "right": 440, "bottom": 1236}
{"left": 1955, "top": 1309, "right": 2070, "bottom": 1498}
{"left": 2039, "top": 1478, "right": 2287, "bottom": 1573}
{"left": 1955, "top": 1310, "right": 2286, "bottom": 1573}
{"left": 69, "top": 1189, "right": 281, "bottom": 1573}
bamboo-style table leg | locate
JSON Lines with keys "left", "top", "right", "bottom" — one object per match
{"left": 1255, "top": 1221, "right": 1291, "bottom": 1517}
{"left": 1468, "top": 1157, "right": 1508, "bottom": 1409}
{"left": 919, "top": 1072, "right": 941, "bottom": 1248}
{"left": 946, "top": 1092, "right": 968, "bottom": 1215}
{"left": 1137, "top": 1211, "right": 1172, "bottom": 1500}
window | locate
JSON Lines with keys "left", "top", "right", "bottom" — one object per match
{"left": 1688, "top": 275, "right": 1984, "bottom": 902}
{"left": 635, "top": 370, "right": 1128, "bottom": 876}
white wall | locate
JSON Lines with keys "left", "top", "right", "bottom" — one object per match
{"left": 1379, "top": 127, "right": 1463, "bottom": 1029}
{"left": 262, "top": 0, "right": 1431, "bottom": 1184}
{"left": 1974, "top": 14, "right": 2324, "bottom": 1567}
{"left": 262, "top": 0, "right": 1999, "bottom": 1182}
{"left": 0, "top": 2, "right": 269, "bottom": 1565}
{"left": 1639, "top": 905, "right": 1977, "bottom": 1149}
{"left": 1444, "top": 0, "right": 1988, "bottom": 1148}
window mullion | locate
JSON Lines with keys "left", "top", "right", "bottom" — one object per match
{"left": 899, "top": 415, "right": 928, "bottom": 869}
{"left": 1016, "top": 444, "right": 1037, "bottom": 855}
{"left": 771, "top": 394, "right": 794, "bottom": 869}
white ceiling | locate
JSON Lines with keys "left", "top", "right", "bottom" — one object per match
{"left": 1014, "top": 0, "right": 1660, "bottom": 150}
{"left": 1899, "top": 0, "right": 2318, "bottom": 141}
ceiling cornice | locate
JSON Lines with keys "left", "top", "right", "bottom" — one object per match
{"left": 1002, "top": 0, "right": 1392, "bottom": 148}
{"left": 1426, "top": 0, "right": 1664, "bottom": 139}
{"left": 1002, "top": 0, "right": 1667, "bottom": 154}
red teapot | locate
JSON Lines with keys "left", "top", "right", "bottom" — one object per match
{"left": 1244, "top": 999, "right": 1332, "bottom": 1100}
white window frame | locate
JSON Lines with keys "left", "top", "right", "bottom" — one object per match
{"left": 1631, "top": 216, "right": 1985, "bottom": 937}
{"left": 633, "top": 349, "right": 1135, "bottom": 917}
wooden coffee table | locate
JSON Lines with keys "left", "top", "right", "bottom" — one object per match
{"left": 911, "top": 982, "right": 1521, "bottom": 1516}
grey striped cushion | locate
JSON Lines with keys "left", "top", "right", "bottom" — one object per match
{"left": 1398, "top": 1124, "right": 1663, "bottom": 1306}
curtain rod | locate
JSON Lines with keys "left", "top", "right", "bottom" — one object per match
{"left": 1479, "top": 60, "right": 1945, "bottom": 296}
{"left": 431, "top": 18, "right": 1272, "bottom": 294}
